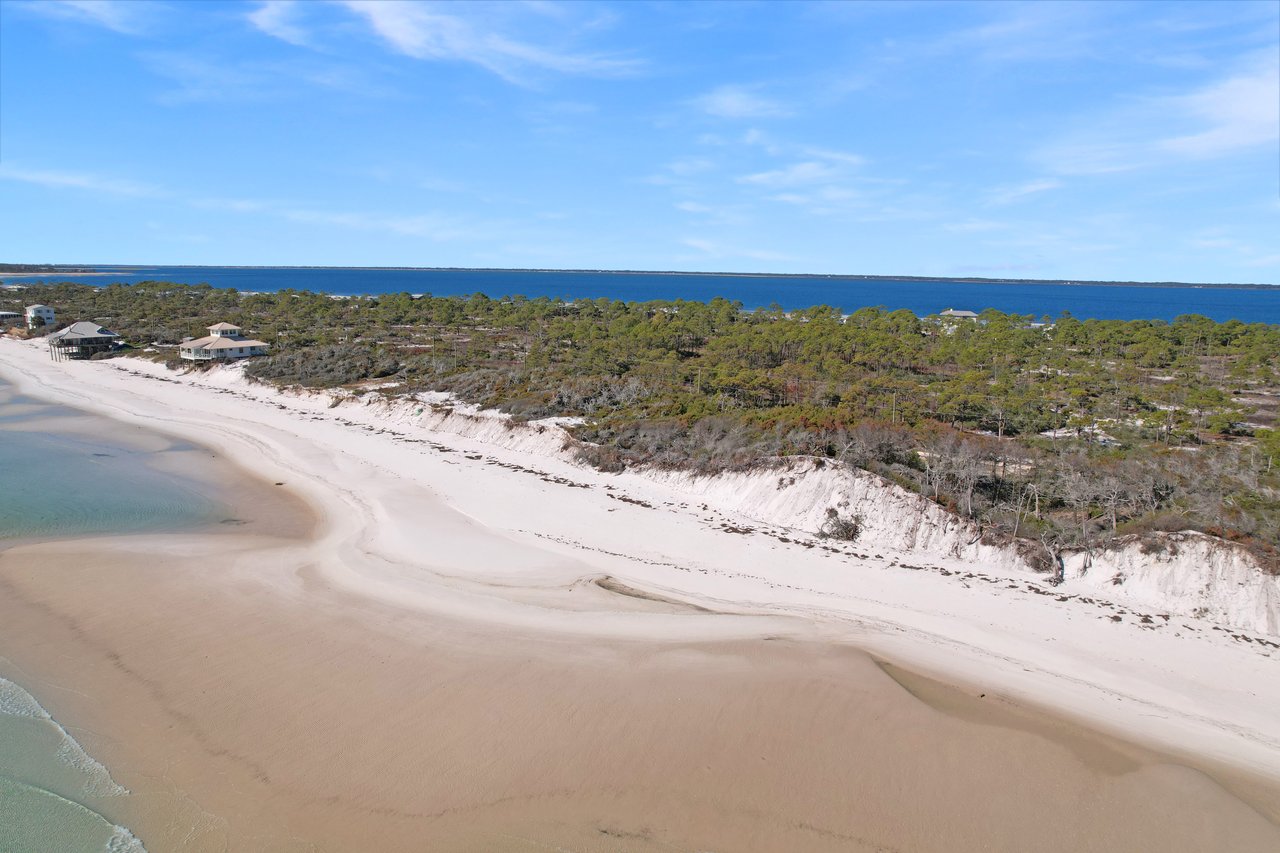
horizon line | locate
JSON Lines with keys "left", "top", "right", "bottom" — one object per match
{"left": 3, "top": 262, "right": 1278, "bottom": 290}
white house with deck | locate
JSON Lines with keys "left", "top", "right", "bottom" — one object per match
{"left": 179, "top": 322, "right": 269, "bottom": 361}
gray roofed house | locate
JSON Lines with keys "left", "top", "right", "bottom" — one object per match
{"left": 47, "top": 321, "right": 121, "bottom": 360}
{"left": 940, "top": 308, "right": 980, "bottom": 319}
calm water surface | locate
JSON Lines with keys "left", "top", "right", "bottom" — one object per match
{"left": 5, "top": 265, "right": 1280, "bottom": 323}
{"left": 0, "top": 380, "right": 226, "bottom": 540}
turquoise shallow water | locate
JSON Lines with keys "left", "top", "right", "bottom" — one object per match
{"left": 0, "top": 381, "right": 225, "bottom": 540}
{"left": 0, "top": 376, "right": 236, "bottom": 852}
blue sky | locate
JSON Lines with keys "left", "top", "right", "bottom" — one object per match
{"left": 1, "top": 0, "right": 1277, "bottom": 283}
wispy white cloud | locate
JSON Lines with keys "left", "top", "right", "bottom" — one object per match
{"left": 140, "top": 51, "right": 393, "bottom": 103}
{"left": 643, "top": 157, "right": 717, "bottom": 187}
{"left": 987, "top": 178, "right": 1063, "bottom": 206}
{"left": 141, "top": 53, "right": 272, "bottom": 103}
{"left": 1038, "top": 52, "right": 1279, "bottom": 175}
{"left": 1191, "top": 236, "right": 1244, "bottom": 251}
{"left": 801, "top": 146, "right": 866, "bottom": 166}
{"left": 738, "top": 161, "right": 837, "bottom": 188}
{"left": 200, "top": 193, "right": 476, "bottom": 240}
{"left": 739, "top": 128, "right": 784, "bottom": 155}
{"left": 943, "top": 219, "right": 1009, "bottom": 233}
{"left": 769, "top": 186, "right": 860, "bottom": 217}
{"left": 1190, "top": 228, "right": 1280, "bottom": 270}
{"left": 1158, "top": 60, "right": 1280, "bottom": 157}
{"left": 940, "top": 3, "right": 1106, "bottom": 64}
{"left": 0, "top": 164, "right": 164, "bottom": 197}
{"left": 190, "top": 196, "right": 274, "bottom": 213}
{"left": 1037, "top": 140, "right": 1136, "bottom": 176}
{"left": 19, "top": 0, "right": 145, "bottom": 35}
{"left": 1, "top": 161, "right": 478, "bottom": 241}
{"left": 666, "top": 158, "right": 715, "bottom": 176}
{"left": 248, "top": 0, "right": 310, "bottom": 47}
{"left": 950, "top": 262, "right": 1044, "bottom": 275}
{"left": 334, "top": 0, "right": 641, "bottom": 84}
{"left": 658, "top": 132, "right": 875, "bottom": 220}
{"left": 673, "top": 200, "right": 747, "bottom": 226}
{"left": 693, "top": 85, "right": 791, "bottom": 119}
{"left": 416, "top": 176, "right": 468, "bottom": 194}
{"left": 281, "top": 207, "right": 465, "bottom": 240}
{"left": 681, "top": 237, "right": 790, "bottom": 263}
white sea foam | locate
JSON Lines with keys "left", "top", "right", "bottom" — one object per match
{"left": 0, "top": 776, "right": 150, "bottom": 853}
{"left": 0, "top": 676, "right": 130, "bottom": 797}
{"left": 105, "top": 824, "right": 148, "bottom": 853}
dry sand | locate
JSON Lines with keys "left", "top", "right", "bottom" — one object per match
{"left": 2, "top": 339, "right": 1279, "bottom": 852}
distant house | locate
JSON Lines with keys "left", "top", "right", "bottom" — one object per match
{"left": 0, "top": 310, "right": 22, "bottom": 329}
{"left": 47, "top": 321, "right": 121, "bottom": 360}
{"left": 179, "top": 322, "right": 269, "bottom": 362}
{"left": 26, "top": 304, "right": 56, "bottom": 329}
{"left": 940, "top": 308, "right": 979, "bottom": 320}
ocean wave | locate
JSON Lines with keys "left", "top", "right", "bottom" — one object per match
{"left": 106, "top": 823, "right": 148, "bottom": 853}
{"left": 0, "top": 777, "right": 148, "bottom": 853}
{"left": 0, "top": 676, "right": 130, "bottom": 797}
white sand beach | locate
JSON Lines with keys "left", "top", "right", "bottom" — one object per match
{"left": 1, "top": 336, "right": 1278, "bottom": 852}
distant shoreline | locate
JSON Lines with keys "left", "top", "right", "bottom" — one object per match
{"left": 3, "top": 264, "right": 1277, "bottom": 290}
{"left": 0, "top": 271, "right": 112, "bottom": 278}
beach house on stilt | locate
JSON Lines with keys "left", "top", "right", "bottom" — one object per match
{"left": 180, "top": 322, "right": 270, "bottom": 361}
{"left": 47, "top": 321, "right": 121, "bottom": 360}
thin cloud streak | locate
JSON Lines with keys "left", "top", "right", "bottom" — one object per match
{"left": 2, "top": 162, "right": 476, "bottom": 242}
{"left": 0, "top": 164, "right": 164, "bottom": 197}
{"left": 1159, "top": 59, "right": 1280, "bottom": 157}
{"left": 987, "top": 178, "right": 1063, "bottom": 206}
{"left": 140, "top": 51, "right": 395, "bottom": 104}
{"left": 1038, "top": 52, "right": 1279, "bottom": 175}
{"left": 281, "top": 207, "right": 466, "bottom": 240}
{"left": 19, "top": 0, "right": 144, "bottom": 35}
{"left": 681, "top": 237, "right": 790, "bottom": 263}
{"left": 248, "top": 0, "right": 310, "bottom": 47}
{"left": 693, "top": 85, "right": 791, "bottom": 119}
{"left": 738, "top": 161, "right": 837, "bottom": 188}
{"left": 334, "top": 0, "right": 642, "bottom": 84}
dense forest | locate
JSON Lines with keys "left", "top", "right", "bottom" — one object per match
{"left": 5, "top": 280, "right": 1280, "bottom": 568}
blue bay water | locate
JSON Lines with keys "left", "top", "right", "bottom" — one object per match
{"left": 5, "top": 265, "right": 1280, "bottom": 323}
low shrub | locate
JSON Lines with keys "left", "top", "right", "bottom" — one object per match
{"left": 818, "top": 508, "right": 863, "bottom": 542}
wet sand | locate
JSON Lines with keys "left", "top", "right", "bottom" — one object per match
{"left": 2, "top": 528, "right": 1278, "bottom": 853}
